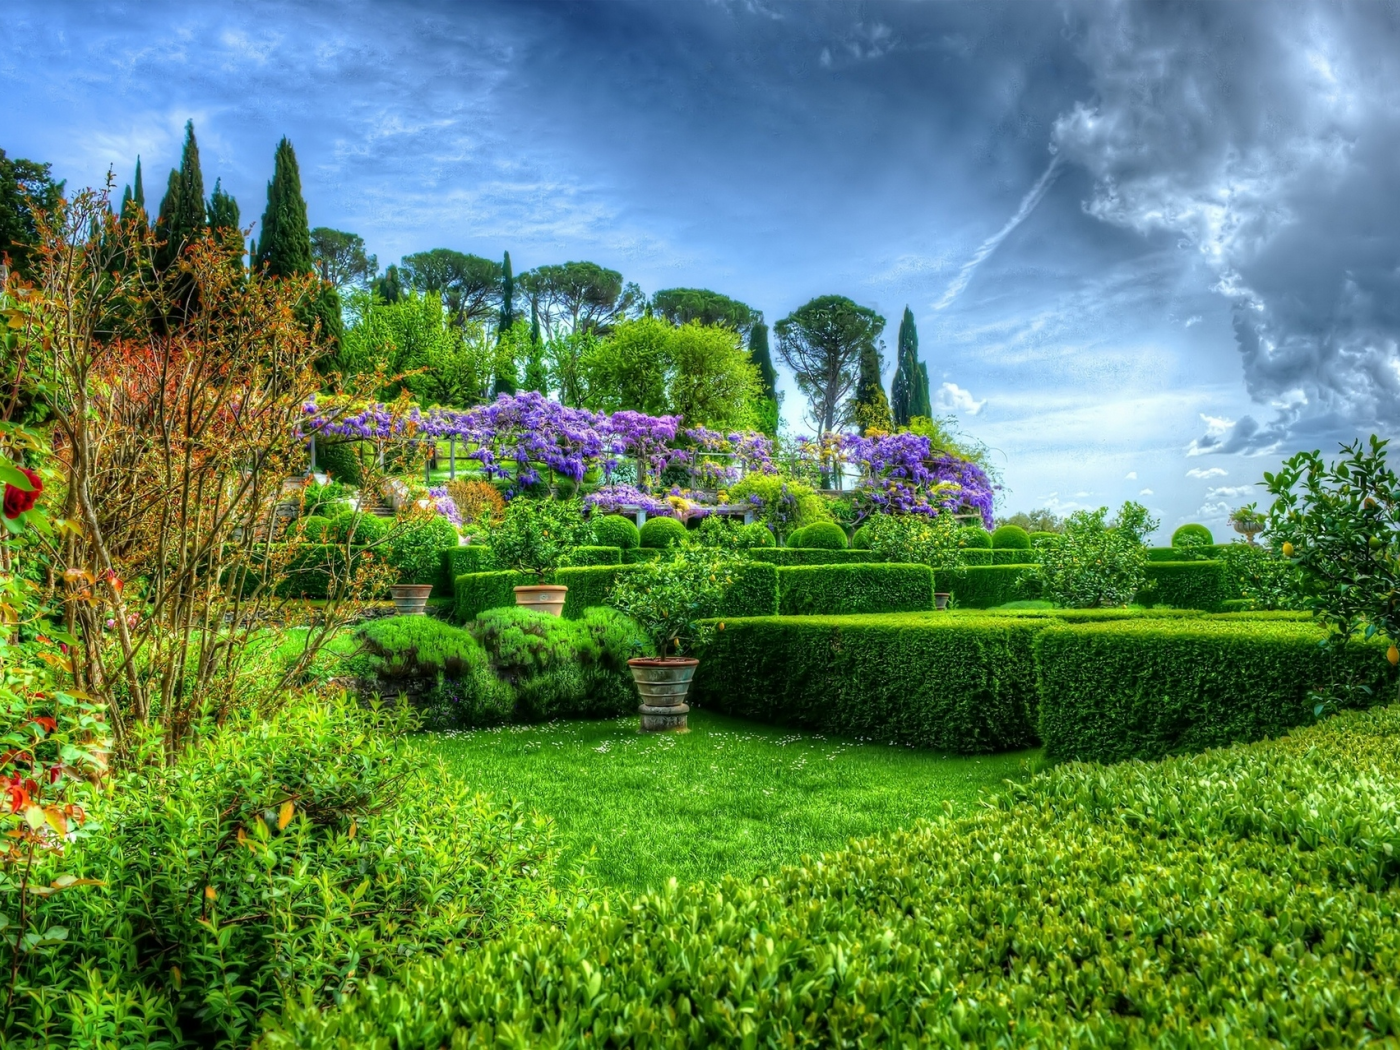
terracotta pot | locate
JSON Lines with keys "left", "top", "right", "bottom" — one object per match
{"left": 934, "top": 592, "right": 952, "bottom": 611}
{"left": 513, "top": 584, "right": 568, "bottom": 617}
{"left": 390, "top": 583, "right": 433, "bottom": 615}
{"left": 628, "top": 657, "right": 698, "bottom": 733}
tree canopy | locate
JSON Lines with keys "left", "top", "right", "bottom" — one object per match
{"left": 311, "top": 228, "right": 377, "bottom": 289}
{"left": 651, "top": 288, "right": 758, "bottom": 332}
{"left": 774, "top": 295, "right": 885, "bottom": 435}
{"left": 0, "top": 149, "right": 62, "bottom": 277}
{"left": 256, "top": 137, "right": 313, "bottom": 278}
{"left": 400, "top": 248, "right": 501, "bottom": 324}
{"left": 522, "top": 261, "right": 643, "bottom": 338}
{"left": 155, "top": 120, "right": 208, "bottom": 272}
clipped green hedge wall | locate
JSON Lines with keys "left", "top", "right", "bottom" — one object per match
{"left": 691, "top": 614, "right": 1048, "bottom": 752}
{"left": 1036, "top": 618, "right": 1394, "bottom": 762}
{"left": 438, "top": 545, "right": 494, "bottom": 594}
{"left": 563, "top": 545, "right": 623, "bottom": 567}
{"left": 262, "top": 703, "right": 1400, "bottom": 1049}
{"left": 1138, "top": 559, "right": 1227, "bottom": 610}
{"left": 746, "top": 548, "right": 882, "bottom": 566}
{"left": 776, "top": 564, "right": 933, "bottom": 616}
{"left": 1147, "top": 543, "right": 1234, "bottom": 562}
{"left": 720, "top": 561, "right": 779, "bottom": 619}
{"left": 940, "top": 564, "right": 1036, "bottom": 608}
{"left": 621, "top": 547, "right": 663, "bottom": 564}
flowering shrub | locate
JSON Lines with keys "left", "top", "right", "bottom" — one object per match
{"left": 607, "top": 546, "right": 742, "bottom": 656}
{"left": 682, "top": 426, "right": 776, "bottom": 489}
{"left": 425, "top": 485, "right": 463, "bottom": 527}
{"left": 445, "top": 479, "right": 505, "bottom": 527}
{"left": 583, "top": 484, "right": 674, "bottom": 517}
{"left": 727, "top": 474, "right": 829, "bottom": 541}
{"left": 1028, "top": 502, "right": 1159, "bottom": 608}
{"left": 1, "top": 464, "right": 42, "bottom": 522}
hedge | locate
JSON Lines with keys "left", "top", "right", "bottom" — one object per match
{"left": 1036, "top": 618, "right": 1394, "bottom": 762}
{"left": 991, "top": 524, "right": 1031, "bottom": 549}
{"left": 453, "top": 562, "right": 779, "bottom": 623}
{"left": 1147, "top": 543, "right": 1234, "bottom": 562}
{"left": 639, "top": 516, "right": 688, "bottom": 549}
{"left": 272, "top": 544, "right": 367, "bottom": 600}
{"left": 1138, "top": 559, "right": 1227, "bottom": 610}
{"left": 939, "top": 563, "right": 1036, "bottom": 608}
{"left": 961, "top": 548, "right": 1037, "bottom": 567}
{"left": 262, "top": 703, "right": 1400, "bottom": 1048}
{"left": 621, "top": 547, "right": 663, "bottom": 564}
{"left": 797, "top": 521, "right": 848, "bottom": 550}
{"left": 776, "top": 564, "right": 933, "bottom": 616}
{"left": 691, "top": 614, "right": 1047, "bottom": 752}
{"left": 564, "top": 545, "right": 623, "bottom": 567}
{"left": 437, "top": 545, "right": 495, "bottom": 594}
{"left": 746, "top": 548, "right": 882, "bottom": 566}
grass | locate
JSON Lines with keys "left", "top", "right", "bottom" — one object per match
{"left": 420, "top": 711, "right": 1039, "bottom": 892}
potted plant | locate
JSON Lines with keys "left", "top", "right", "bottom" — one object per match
{"left": 1230, "top": 503, "right": 1267, "bottom": 545}
{"left": 491, "top": 497, "right": 592, "bottom": 616}
{"left": 606, "top": 546, "right": 740, "bottom": 732}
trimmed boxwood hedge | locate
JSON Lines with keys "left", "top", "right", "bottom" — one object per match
{"left": 563, "top": 545, "right": 623, "bottom": 567}
{"left": 1147, "top": 543, "right": 1234, "bottom": 562}
{"left": 1138, "top": 559, "right": 1227, "bottom": 610}
{"left": 262, "top": 702, "right": 1400, "bottom": 1049}
{"left": 776, "top": 564, "right": 933, "bottom": 616}
{"left": 691, "top": 614, "right": 1048, "bottom": 752}
{"left": 437, "top": 545, "right": 495, "bottom": 594}
{"left": 591, "top": 514, "right": 640, "bottom": 550}
{"left": 939, "top": 564, "right": 1036, "bottom": 608}
{"left": 991, "top": 524, "right": 1032, "bottom": 549}
{"left": 621, "top": 547, "right": 663, "bottom": 564}
{"left": 1036, "top": 618, "right": 1394, "bottom": 762}
{"left": 746, "top": 548, "right": 882, "bottom": 566}
{"left": 639, "top": 516, "right": 688, "bottom": 549}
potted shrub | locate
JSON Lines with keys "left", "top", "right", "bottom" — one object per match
{"left": 607, "top": 546, "right": 740, "bottom": 732}
{"left": 387, "top": 511, "right": 459, "bottom": 614}
{"left": 1230, "top": 503, "right": 1266, "bottom": 545}
{"left": 491, "top": 497, "right": 592, "bottom": 616}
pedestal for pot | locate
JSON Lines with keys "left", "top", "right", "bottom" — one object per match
{"left": 934, "top": 592, "right": 952, "bottom": 611}
{"left": 390, "top": 583, "right": 434, "bottom": 615}
{"left": 513, "top": 584, "right": 568, "bottom": 617}
{"left": 628, "top": 657, "right": 698, "bottom": 733}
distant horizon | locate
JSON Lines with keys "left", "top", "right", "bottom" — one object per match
{"left": 6, "top": 0, "right": 1399, "bottom": 542}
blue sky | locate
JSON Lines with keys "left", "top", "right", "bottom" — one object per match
{"left": 6, "top": 1, "right": 1399, "bottom": 539}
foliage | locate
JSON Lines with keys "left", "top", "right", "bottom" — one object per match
{"left": 650, "top": 288, "right": 757, "bottom": 330}
{"left": 5, "top": 695, "right": 562, "bottom": 1048}
{"left": 773, "top": 294, "right": 885, "bottom": 436}
{"left": 328, "top": 509, "right": 389, "bottom": 545}
{"left": 399, "top": 249, "right": 501, "bottom": 325}
{"left": 1037, "top": 617, "right": 1393, "bottom": 761}
{"left": 960, "top": 525, "right": 993, "bottom": 548}
{"left": 888, "top": 305, "right": 930, "bottom": 427}
{"left": 309, "top": 228, "right": 377, "bottom": 290}
{"left": 798, "top": 521, "right": 848, "bottom": 550}
{"left": 1139, "top": 560, "right": 1228, "bottom": 611}
{"left": 860, "top": 510, "right": 961, "bottom": 570}
{"left": 943, "top": 564, "right": 1037, "bottom": 608}
{"left": 606, "top": 547, "right": 743, "bottom": 656}
{"left": 727, "top": 473, "right": 830, "bottom": 541}
{"left": 519, "top": 261, "right": 642, "bottom": 339}
{"left": 991, "top": 524, "right": 1031, "bottom": 549}
{"left": 996, "top": 507, "right": 1064, "bottom": 533}
{"left": 637, "top": 516, "right": 688, "bottom": 550}
{"left": 1029, "top": 502, "right": 1159, "bottom": 608}
{"left": 444, "top": 479, "right": 505, "bottom": 527}
{"left": 1171, "top": 522, "right": 1215, "bottom": 548}
{"left": 747, "top": 320, "right": 779, "bottom": 407}
{"left": 591, "top": 514, "right": 640, "bottom": 550}
{"left": 298, "top": 515, "right": 330, "bottom": 543}
{"left": 665, "top": 321, "right": 763, "bottom": 430}
{"left": 1218, "top": 540, "right": 1306, "bottom": 610}
{"left": 302, "top": 479, "right": 352, "bottom": 518}
{"left": 738, "top": 522, "right": 775, "bottom": 548}
{"left": 153, "top": 120, "right": 208, "bottom": 277}
{"left": 314, "top": 440, "right": 364, "bottom": 485}
{"left": 777, "top": 564, "right": 933, "bottom": 616}
{"left": 386, "top": 511, "right": 459, "bottom": 585}
{"left": 1264, "top": 435, "right": 1400, "bottom": 650}
{"left": 850, "top": 523, "right": 870, "bottom": 549}
{"left": 0, "top": 149, "right": 63, "bottom": 278}
{"left": 489, "top": 497, "right": 592, "bottom": 580}
{"left": 265, "top": 702, "right": 1400, "bottom": 1048}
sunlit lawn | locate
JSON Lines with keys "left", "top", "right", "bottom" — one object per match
{"left": 419, "top": 710, "right": 1039, "bottom": 892}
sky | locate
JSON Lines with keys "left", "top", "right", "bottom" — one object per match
{"left": 5, "top": 0, "right": 1399, "bottom": 540}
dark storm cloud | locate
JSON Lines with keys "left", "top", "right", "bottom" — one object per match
{"left": 1051, "top": 1, "right": 1400, "bottom": 456}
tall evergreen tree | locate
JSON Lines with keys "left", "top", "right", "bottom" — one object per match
{"left": 498, "top": 251, "right": 514, "bottom": 334}
{"left": 120, "top": 156, "right": 146, "bottom": 223}
{"left": 911, "top": 361, "right": 932, "bottom": 420}
{"left": 155, "top": 121, "right": 207, "bottom": 272}
{"left": 852, "top": 337, "right": 892, "bottom": 433}
{"left": 256, "top": 137, "right": 340, "bottom": 347}
{"left": 529, "top": 294, "right": 541, "bottom": 347}
{"left": 889, "top": 306, "right": 933, "bottom": 426}
{"left": 747, "top": 320, "right": 778, "bottom": 401}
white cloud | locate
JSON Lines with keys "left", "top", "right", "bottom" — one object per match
{"left": 1186, "top": 467, "right": 1228, "bottom": 479}
{"left": 1125, "top": 471, "right": 1137, "bottom": 480}
{"left": 1206, "top": 485, "right": 1257, "bottom": 499}
{"left": 1139, "top": 488, "right": 1154, "bottom": 495}
{"left": 1184, "top": 315, "right": 1202, "bottom": 327}
{"left": 933, "top": 381, "right": 985, "bottom": 416}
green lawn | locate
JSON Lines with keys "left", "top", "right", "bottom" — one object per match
{"left": 420, "top": 711, "right": 1039, "bottom": 892}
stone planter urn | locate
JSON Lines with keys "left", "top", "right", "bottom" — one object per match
{"left": 513, "top": 584, "right": 568, "bottom": 617}
{"left": 389, "top": 583, "right": 433, "bottom": 615}
{"left": 934, "top": 592, "right": 952, "bottom": 610}
{"left": 1232, "top": 520, "right": 1264, "bottom": 545}
{"left": 628, "top": 657, "right": 698, "bottom": 733}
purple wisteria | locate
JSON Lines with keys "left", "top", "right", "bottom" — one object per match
{"left": 683, "top": 426, "right": 776, "bottom": 488}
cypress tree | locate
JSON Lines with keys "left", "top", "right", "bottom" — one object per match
{"left": 256, "top": 137, "right": 313, "bottom": 277}
{"left": 155, "top": 121, "right": 207, "bottom": 272}
{"left": 890, "top": 306, "right": 926, "bottom": 426}
{"left": 120, "top": 157, "right": 146, "bottom": 223}
{"left": 498, "top": 251, "right": 514, "bottom": 335}
{"left": 911, "top": 361, "right": 932, "bottom": 420}
{"left": 206, "top": 178, "right": 243, "bottom": 266}
{"left": 529, "top": 294, "right": 541, "bottom": 346}
{"left": 852, "top": 337, "right": 892, "bottom": 433}
{"left": 748, "top": 321, "right": 778, "bottom": 401}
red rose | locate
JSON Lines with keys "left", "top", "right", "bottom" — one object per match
{"left": 3, "top": 468, "right": 42, "bottom": 520}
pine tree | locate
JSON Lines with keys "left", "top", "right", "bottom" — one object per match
{"left": 498, "top": 251, "right": 514, "bottom": 335}
{"left": 155, "top": 122, "right": 207, "bottom": 272}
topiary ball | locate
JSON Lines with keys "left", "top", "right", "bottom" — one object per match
{"left": 785, "top": 526, "right": 808, "bottom": 548}
{"left": 737, "top": 522, "right": 776, "bottom": 548}
{"left": 850, "top": 524, "right": 871, "bottom": 550}
{"left": 991, "top": 524, "right": 1032, "bottom": 550}
{"left": 593, "top": 514, "right": 641, "bottom": 550}
{"left": 960, "top": 526, "right": 993, "bottom": 549}
{"left": 300, "top": 515, "right": 330, "bottom": 543}
{"left": 801, "top": 522, "right": 848, "bottom": 550}
{"left": 638, "top": 515, "right": 688, "bottom": 550}
{"left": 1172, "top": 523, "right": 1214, "bottom": 547}
{"left": 330, "top": 510, "right": 389, "bottom": 545}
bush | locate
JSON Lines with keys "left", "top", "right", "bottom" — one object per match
{"left": 299, "top": 514, "right": 330, "bottom": 543}
{"left": 959, "top": 525, "right": 993, "bottom": 548}
{"left": 1171, "top": 522, "right": 1215, "bottom": 547}
{"left": 262, "top": 703, "right": 1400, "bottom": 1049}
{"left": 1218, "top": 541, "right": 1305, "bottom": 609}
{"left": 491, "top": 497, "right": 593, "bottom": 578}
{"left": 314, "top": 440, "right": 365, "bottom": 485}
{"left": 303, "top": 479, "right": 353, "bottom": 518}
{"left": 784, "top": 525, "right": 808, "bottom": 548}
{"left": 691, "top": 614, "right": 1046, "bottom": 752}
{"left": 991, "top": 524, "right": 1031, "bottom": 549}
{"left": 1037, "top": 618, "right": 1394, "bottom": 762}
{"left": 561, "top": 545, "right": 623, "bottom": 567}
{"left": 439, "top": 544, "right": 495, "bottom": 594}
{"left": 357, "top": 616, "right": 515, "bottom": 727}
{"left": 719, "top": 561, "right": 779, "bottom": 618}
{"left": 737, "top": 521, "right": 775, "bottom": 548}
{"left": 941, "top": 564, "right": 1036, "bottom": 608}
{"left": 608, "top": 547, "right": 745, "bottom": 655}
{"left": 328, "top": 509, "right": 388, "bottom": 545}
{"left": 799, "top": 521, "right": 848, "bottom": 550}
{"left": 621, "top": 547, "right": 663, "bottom": 564}
{"left": 862, "top": 512, "right": 961, "bottom": 568}
{"left": 1137, "top": 559, "right": 1228, "bottom": 611}
{"left": 850, "top": 523, "right": 871, "bottom": 549}
{"left": 591, "top": 513, "right": 640, "bottom": 550}
{"left": 445, "top": 479, "right": 506, "bottom": 528}
{"left": 273, "top": 543, "right": 370, "bottom": 600}
{"left": 1028, "top": 530, "right": 1058, "bottom": 546}
{"left": 386, "top": 513, "right": 459, "bottom": 585}
{"left": 777, "top": 564, "right": 933, "bottom": 616}
{"left": 8, "top": 696, "right": 561, "bottom": 1048}
{"left": 638, "top": 515, "right": 688, "bottom": 550}
{"left": 1028, "top": 502, "right": 1155, "bottom": 607}
{"left": 727, "top": 473, "right": 830, "bottom": 541}
{"left": 746, "top": 548, "right": 882, "bottom": 566}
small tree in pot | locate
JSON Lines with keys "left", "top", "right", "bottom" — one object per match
{"left": 606, "top": 546, "right": 740, "bottom": 732}
{"left": 491, "top": 497, "right": 593, "bottom": 616}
